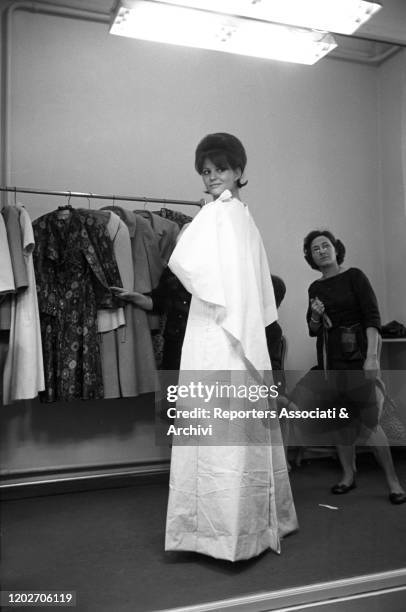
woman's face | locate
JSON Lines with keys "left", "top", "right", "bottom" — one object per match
{"left": 201, "top": 158, "right": 241, "bottom": 199}
{"left": 310, "top": 235, "right": 337, "bottom": 269}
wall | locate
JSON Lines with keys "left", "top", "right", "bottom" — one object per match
{"left": 0, "top": 3, "right": 395, "bottom": 476}
{"left": 5, "top": 7, "right": 387, "bottom": 365}
{"left": 379, "top": 50, "right": 406, "bottom": 323}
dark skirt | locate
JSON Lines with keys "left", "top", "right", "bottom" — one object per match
{"left": 288, "top": 365, "right": 379, "bottom": 446}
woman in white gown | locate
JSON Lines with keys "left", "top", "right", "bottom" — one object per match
{"left": 165, "top": 133, "right": 298, "bottom": 561}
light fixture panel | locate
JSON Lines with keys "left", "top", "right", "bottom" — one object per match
{"left": 110, "top": 0, "right": 337, "bottom": 65}
{"left": 157, "top": 0, "right": 382, "bottom": 35}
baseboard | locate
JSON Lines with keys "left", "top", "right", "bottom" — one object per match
{"left": 155, "top": 569, "right": 406, "bottom": 612}
{"left": 0, "top": 461, "right": 170, "bottom": 499}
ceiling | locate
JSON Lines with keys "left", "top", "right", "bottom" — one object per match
{"left": 9, "top": 0, "right": 406, "bottom": 61}
{"left": 42, "top": 0, "right": 406, "bottom": 45}
{"left": 356, "top": 0, "right": 406, "bottom": 45}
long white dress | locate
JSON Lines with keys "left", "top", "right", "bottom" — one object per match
{"left": 165, "top": 190, "right": 298, "bottom": 561}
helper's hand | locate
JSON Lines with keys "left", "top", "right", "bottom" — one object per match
{"left": 110, "top": 287, "right": 153, "bottom": 311}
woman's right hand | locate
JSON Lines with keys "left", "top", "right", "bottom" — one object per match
{"left": 310, "top": 297, "right": 325, "bottom": 321}
{"left": 110, "top": 287, "right": 153, "bottom": 311}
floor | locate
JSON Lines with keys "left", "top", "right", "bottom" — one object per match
{"left": 1, "top": 452, "right": 406, "bottom": 612}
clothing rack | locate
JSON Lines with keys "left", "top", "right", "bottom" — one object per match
{"left": 0, "top": 186, "right": 205, "bottom": 207}
{"left": 1, "top": 184, "right": 200, "bottom": 487}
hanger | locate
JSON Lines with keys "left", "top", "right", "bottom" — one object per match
{"left": 134, "top": 197, "right": 153, "bottom": 217}
{"left": 57, "top": 191, "right": 73, "bottom": 212}
{"left": 134, "top": 202, "right": 154, "bottom": 220}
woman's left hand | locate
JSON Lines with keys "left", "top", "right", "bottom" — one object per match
{"left": 363, "top": 355, "right": 379, "bottom": 379}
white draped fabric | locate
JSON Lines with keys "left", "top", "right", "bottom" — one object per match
{"left": 165, "top": 190, "right": 298, "bottom": 561}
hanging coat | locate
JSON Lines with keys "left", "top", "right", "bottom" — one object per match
{"left": 0, "top": 213, "right": 15, "bottom": 331}
{"left": 165, "top": 190, "right": 298, "bottom": 561}
{"left": 0, "top": 214, "right": 15, "bottom": 296}
{"left": 100, "top": 207, "right": 159, "bottom": 397}
{"left": 135, "top": 210, "right": 180, "bottom": 264}
{"left": 3, "top": 206, "right": 45, "bottom": 404}
{"left": 2, "top": 205, "right": 28, "bottom": 292}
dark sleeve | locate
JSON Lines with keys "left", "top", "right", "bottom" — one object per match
{"left": 265, "top": 322, "right": 286, "bottom": 393}
{"left": 149, "top": 267, "right": 173, "bottom": 314}
{"left": 265, "top": 322, "right": 282, "bottom": 371}
{"left": 350, "top": 268, "right": 381, "bottom": 331}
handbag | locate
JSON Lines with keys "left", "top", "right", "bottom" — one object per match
{"left": 339, "top": 323, "right": 364, "bottom": 361}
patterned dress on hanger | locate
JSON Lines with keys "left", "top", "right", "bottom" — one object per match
{"left": 33, "top": 209, "right": 122, "bottom": 402}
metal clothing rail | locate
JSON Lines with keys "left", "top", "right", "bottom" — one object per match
{"left": 0, "top": 186, "right": 204, "bottom": 207}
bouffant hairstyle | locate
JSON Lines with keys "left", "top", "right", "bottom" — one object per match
{"left": 303, "top": 230, "right": 346, "bottom": 270}
{"left": 195, "top": 132, "right": 248, "bottom": 188}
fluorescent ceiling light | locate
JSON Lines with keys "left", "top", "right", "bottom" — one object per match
{"left": 110, "top": 1, "right": 337, "bottom": 65}
{"left": 157, "top": 0, "right": 382, "bottom": 36}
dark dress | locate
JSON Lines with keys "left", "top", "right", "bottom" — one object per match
{"left": 33, "top": 210, "right": 122, "bottom": 402}
{"left": 150, "top": 267, "right": 191, "bottom": 371}
{"left": 307, "top": 267, "right": 381, "bottom": 370}
{"left": 295, "top": 268, "right": 381, "bottom": 443}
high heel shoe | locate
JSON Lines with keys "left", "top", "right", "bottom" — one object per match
{"left": 389, "top": 492, "right": 406, "bottom": 505}
{"left": 331, "top": 480, "right": 356, "bottom": 494}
